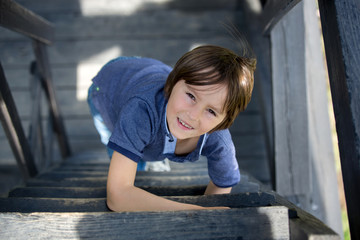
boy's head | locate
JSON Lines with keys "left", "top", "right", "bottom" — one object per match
{"left": 164, "top": 45, "right": 256, "bottom": 132}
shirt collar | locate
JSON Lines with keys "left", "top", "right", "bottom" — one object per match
{"left": 163, "top": 103, "right": 207, "bottom": 155}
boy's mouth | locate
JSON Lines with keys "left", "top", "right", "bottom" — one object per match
{"left": 177, "top": 117, "right": 194, "bottom": 130}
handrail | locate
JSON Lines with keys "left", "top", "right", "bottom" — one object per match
{"left": 0, "top": 63, "right": 38, "bottom": 178}
{"left": 262, "top": 0, "right": 301, "bottom": 34}
{"left": 318, "top": 0, "right": 360, "bottom": 239}
{"left": 262, "top": 0, "right": 360, "bottom": 238}
{"left": 0, "top": 0, "right": 71, "bottom": 178}
{"left": 0, "top": 0, "right": 54, "bottom": 44}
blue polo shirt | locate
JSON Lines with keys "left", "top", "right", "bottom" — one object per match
{"left": 91, "top": 57, "right": 240, "bottom": 188}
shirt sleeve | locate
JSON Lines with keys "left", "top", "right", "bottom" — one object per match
{"left": 108, "top": 97, "right": 155, "bottom": 163}
{"left": 202, "top": 130, "right": 240, "bottom": 188}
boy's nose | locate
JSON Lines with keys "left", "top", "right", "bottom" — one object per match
{"left": 188, "top": 106, "right": 201, "bottom": 121}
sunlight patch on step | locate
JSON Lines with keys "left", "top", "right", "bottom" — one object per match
{"left": 76, "top": 46, "right": 122, "bottom": 100}
{"left": 79, "top": 0, "right": 171, "bottom": 16}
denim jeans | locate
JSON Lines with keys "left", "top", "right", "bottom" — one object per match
{"left": 87, "top": 84, "right": 146, "bottom": 170}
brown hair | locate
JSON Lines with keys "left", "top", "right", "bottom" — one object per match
{"left": 164, "top": 45, "right": 256, "bottom": 132}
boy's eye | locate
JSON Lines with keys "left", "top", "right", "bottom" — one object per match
{"left": 186, "top": 92, "right": 195, "bottom": 101}
{"left": 208, "top": 109, "right": 217, "bottom": 116}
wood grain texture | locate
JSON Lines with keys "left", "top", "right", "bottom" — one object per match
{"left": 318, "top": 0, "right": 360, "bottom": 239}
{"left": 32, "top": 41, "right": 71, "bottom": 158}
{"left": 270, "top": 1, "right": 342, "bottom": 235}
{"left": 0, "top": 62, "right": 37, "bottom": 178}
{"left": 0, "top": 193, "right": 278, "bottom": 212}
{"left": 271, "top": 3, "right": 310, "bottom": 196}
{"left": 0, "top": 206, "right": 289, "bottom": 240}
{"left": 262, "top": 0, "right": 302, "bottom": 34}
{"left": 273, "top": 192, "right": 340, "bottom": 240}
{"left": 0, "top": 0, "right": 54, "bottom": 44}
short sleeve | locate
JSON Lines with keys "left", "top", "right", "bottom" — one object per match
{"left": 108, "top": 98, "right": 155, "bottom": 163}
{"left": 202, "top": 130, "right": 240, "bottom": 188}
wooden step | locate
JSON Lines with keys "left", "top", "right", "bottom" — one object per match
{"left": 36, "top": 169, "right": 209, "bottom": 180}
{"left": 26, "top": 175, "right": 211, "bottom": 187}
{"left": 25, "top": 177, "right": 259, "bottom": 194}
{"left": 0, "top": 206, "right": 289, "bottom": 240}
{"left": 8, "top": 186, "right": 207, "bottom": 198}
{"left": 8, "top": 180, "right": 259, "bottom": 198}
{"left": 0, "top": 192, "right": 277, "bottom": 212}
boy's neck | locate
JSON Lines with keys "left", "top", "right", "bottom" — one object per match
{"left": 174, "top": 136, "right": 200, "bottom": 156}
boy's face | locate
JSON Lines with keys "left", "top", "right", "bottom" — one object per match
{"left": 166, "top": 80, "right": 227, "bottom": 140}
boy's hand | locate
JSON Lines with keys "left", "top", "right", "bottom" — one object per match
{"left": 107, "top": 151, "right": 220, "bottom": 212}
{"left": 204, "top": 180, "right": 232, "bottom": 195}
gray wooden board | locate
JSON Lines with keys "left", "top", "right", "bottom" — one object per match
{"left": 26, "top": 175, "right": 211, "bottom": 187}
{"left": 15, "top": 0, "right": 240, "bottom": 13}
{"left": 0, "top": 164, "right": 25, "bottom": 197}
{"left": 0, "top": 192, "right": 277, "bottom": 212}
{"left": 0, "top": 206, "right": 289, "bottom": 240}
{"left": 0, "top": 10, "right": 243, "bottom": 41}
{"left": 8, "top": 186, "right": 207, "bottom": 198}
{"left": 271, "top": 3, "right": 310, "bottom": 196}
{"left": 318, "top": 0, "right": 360, "bottom": 238}
{"left": 272, "top": 192, "right": 340, "bottom": 240}
{"left": 0, "top": 0, "right": 54, "bottom": 44}
{"left": 9, "top": 178, "right": 259, "bottom": 199}
{"left": 0, "top": 38, "right": 239, "bottom": 66}
{"left": 262, "top": 0, "right": 302, "bottom": 34}
{"left": 35, "top": 170, "right": 210, "bottom": 181}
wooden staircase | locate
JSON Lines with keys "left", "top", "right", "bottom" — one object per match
{"left": 0, "top": 0, "right": 349, "bottom": 239}
{"left": 0, "top": 152, "right": 291, "bottom": 239}
{"left": 0, "top": 151, "right": 340, "bottom": 239}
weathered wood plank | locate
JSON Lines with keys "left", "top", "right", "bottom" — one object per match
{"left": 271, "top": 2, "right": 310, "bottom": 197}
{"left": 26, "top": 175, "right": 211, "bottom": 187}
{"left": 15, "top": 0, "right": 240, "bottom": 13}
{"left": 9, "top": 176, "right": 259, "bottom": 198}
{"left": 8, "top": 186, "right": 207, "bottom": 198}
{"left": 36, "top": 169, "right": 210, "bottom": 180}
{"left": 262, "top": 0, "right": 302, "bottom": 34}
{"left": 273, "top": 192, "right": 340, "bottom": 240}
{"left": 317, "top": 0, "right": 360, "bottom": 239}
{"left": 0, "top": 10, "right": 243, "bottom": 41}
{"left": 232, "top": 134, "right": 267, "bottom": 158}
{"left": 28, "top": 62, "right": 46, "bottom": 170}
{"left": 270, "top": 1, "right": 342, "bottom": 235}
{"left": 0, "top": 164, "right": 24, "bottom": 197}
{"left": 302, "top": 0, "right": 342, "bottom": 235}
{"left": 0, "top": 37, "right": 240, "bottom": 66}
{"left": 0, "top": 206, "right": 289, "bottom": 240}
{"left": 0, "top": 0, "right": 54, "bottom": 44}
{"left": 0, "top": 62, "right": 37, "bottom": 178}
{"left": 0, "top": 192, "right": 278, "bottom": 212}
{"left": 32, "top": 41, "right": 71, "bottom": 158}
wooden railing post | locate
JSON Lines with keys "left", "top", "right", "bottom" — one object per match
{"left": 0, "top": 62, "right": 37, "bottom": 179}
{"left": 262, "top": 0, "right": 342, "bottom": 236}
{"left": 318, "top": 0, "right": 360, "bottom": 239}
{"left": 0, "top": 0, "right": 71, "bottom": 178}
{"left": 32, "top": 40, "right": 71, "bottom": 158}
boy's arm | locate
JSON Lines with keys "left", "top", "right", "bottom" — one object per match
{"left": 204, "top": 180, "right": 232, "bottom": 195}
{"left": 107, "top": 151, "right": 227, "bottom": 211}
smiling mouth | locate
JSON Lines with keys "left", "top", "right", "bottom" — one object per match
{"left": 177, "top": 117, "right": 194, "bottom": 129}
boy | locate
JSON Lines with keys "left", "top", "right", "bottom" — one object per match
{"left": 87, "top": 45, "right": 256, "bottom": 211}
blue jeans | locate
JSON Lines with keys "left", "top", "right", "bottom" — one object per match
{"left": 87, "top": 84, "right": 146, "bottom": 170}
